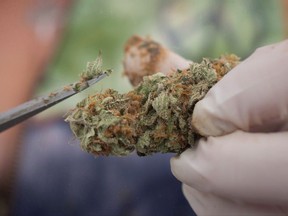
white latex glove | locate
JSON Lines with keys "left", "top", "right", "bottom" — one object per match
{"left": 171, "top": 40, "right": 288, "bottom": 215}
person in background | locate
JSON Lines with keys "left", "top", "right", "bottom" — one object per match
{"left": 0, "top": 0, "right": 71, "bottom": 214}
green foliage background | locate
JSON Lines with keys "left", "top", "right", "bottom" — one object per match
{"left": 38, "top": 0, "right": 285, "bottom": 117}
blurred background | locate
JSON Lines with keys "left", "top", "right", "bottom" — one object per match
{"left": 39, "top": 0, "right": 286, "bottom": 113}
{"left": 0, "top": 0, "right": 286, "bottom": 215}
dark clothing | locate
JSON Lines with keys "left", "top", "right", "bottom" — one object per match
{"left": 11, "top": 119, "right": 195, "bottom": 216}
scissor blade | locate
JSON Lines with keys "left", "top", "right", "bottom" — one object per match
{"left": 0, "top": 73, "right": 107, "bottom": 133}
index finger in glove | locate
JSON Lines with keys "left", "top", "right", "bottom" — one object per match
{"left": 192, "top": 40, "right": 288, "bottom": 136}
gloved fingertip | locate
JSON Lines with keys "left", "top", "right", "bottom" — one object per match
{"left": 192, "top": 100, "right": 220, "bottom": 136}
{"left": 170, "top": 148, "right": 196, "bottom": 182}
{"left": 182, "top": 183, "right": 194, "bottom": 199}
{"left": 192, "top": 98, "right": 236, "bottom": 137}
{"left": 170, "top": 154, "right": 184, "bottom": 180}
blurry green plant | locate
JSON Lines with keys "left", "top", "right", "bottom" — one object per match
{"left": 156, "top": 0, "right": 284, "bottom": 60}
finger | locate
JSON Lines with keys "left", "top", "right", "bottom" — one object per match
{"left": 171, "top": 131, "right": 288, "bottom": 205}
{"left": 192, "top": 40, "right": 288, "bottom": 136}
{"left": 183, "top": 184, "right": 287, "bottom": 216}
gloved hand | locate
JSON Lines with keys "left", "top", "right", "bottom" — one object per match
{"left": 171, "top": 40, "right": 288, "bottom": 215}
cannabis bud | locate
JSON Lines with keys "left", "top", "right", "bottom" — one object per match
{"left": 65, "top": 54, "right": 239, "bottom": 156}
{"left": 72, "top": 54, "right": 112, "bottom": 92}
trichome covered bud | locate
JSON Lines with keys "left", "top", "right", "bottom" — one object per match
{"left": 72, "top": 55, "right": 112, "bottom": 92}
{"left": 65, "top": 55, "right": 239, "bottom": 156}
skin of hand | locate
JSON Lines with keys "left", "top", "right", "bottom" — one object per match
{"left": 170, "top": 40, "right": 288, "bottom": 215}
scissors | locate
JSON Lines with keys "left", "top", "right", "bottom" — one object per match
{"left": 0, "top": 73, "right": 107, "bottom": 133}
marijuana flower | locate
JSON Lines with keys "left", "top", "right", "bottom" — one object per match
{"left": 66, "top": 54, "right": 239, "bottom": 156}
{"left": 71, "top": 55, "right": 112, "bottom": 92}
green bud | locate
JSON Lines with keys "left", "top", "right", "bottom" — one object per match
{"left": 66, "top": 55, "right": 240, "bottom": 156}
